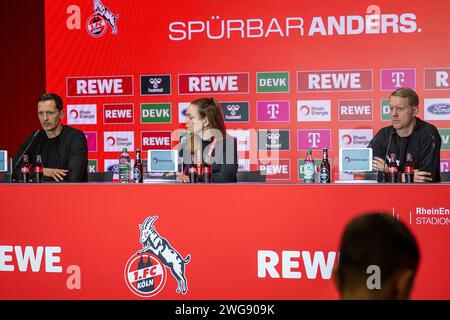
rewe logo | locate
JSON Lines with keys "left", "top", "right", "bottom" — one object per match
{"left": 258, "top": 159, "right": 290, "bottom": 180}
{"left": 0, "top": 245, "right": 63, "bottom": 273}
{"left": 67, "top": 76, "right": 133, "bottom": 97}
{"left": 141, "top": 104, "right": 172, "bottom": 123}
{"left": 104, "top": 131, "right": 134, "bottom": 152}
{"left": 338, "top": 100, "right": 373, "bottom": 121}
{"left": 257, "top": 101, "right": 290, "bottom": 122}
{"left": 104, "top": 104, "right": 134, "bottom": 124}
{"left": 258, "top": 250, "right": 337, "bottom": 280}
{"left": 141, "top": 132, "right": 172, "bottom": 151}
{"left": 424, "top": 68, "right": 450, "bottom": 90}
{"left": 339, "top": 129, "right": 373, "bottom": 149}
{"left": 179, "top": 73, "right": 249, "bottom": 94}
{"left": 297, "top": 70, "right": 372, "bottom": 92}
{"left": 381, "top": 69, "right": 415, "bottom": 90}
{"left": 124, "top": 216, "right": 191, "bottom": 297}
{"left": 67, "top": 104, "right": 97, "bottom": 124}
{"left": 297, "top": 130, "right": 331, "bottom": 151}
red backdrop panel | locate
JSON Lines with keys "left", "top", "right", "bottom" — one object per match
{"left": 44, "top": 0, "right": 450, "bottom": 180}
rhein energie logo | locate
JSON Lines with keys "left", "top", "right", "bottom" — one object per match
{"left": 124, "top": 216, "right": 191, "bottom": 297}
{"left": 86, "top": 0, "right": 118, "bottom": 38}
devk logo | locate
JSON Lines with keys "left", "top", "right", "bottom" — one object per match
{"left": 124, "top": 216, "right": 191, "bottom": 297}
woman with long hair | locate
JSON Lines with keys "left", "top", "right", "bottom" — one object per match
{"left": 178, "top": 97, "right": 238, "bottom": 183}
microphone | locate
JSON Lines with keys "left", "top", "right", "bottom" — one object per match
{"left": 380, "top": 127, "right": 396, "bottom": 182}
{"left": 13, "top": 130, "right": 41, "bottom": 170}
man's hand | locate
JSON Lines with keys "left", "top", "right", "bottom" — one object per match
{"left": 43, "top": 168, "right": 68, "bottom": 182}
{"left": 176, "top": 172, "right": 190, "bottom": 183}
{"left": 413, "top": 170, "right": 432, "bottom": 183}
{"left": 372, "top": 156, "right": 387, "bottom": 172}
{"left": 402, "top": 170, "right": 432, "bottom": 183}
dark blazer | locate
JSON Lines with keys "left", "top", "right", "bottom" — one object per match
{"left": 368, "top": 118, "right": 441, "bottom": 182}
{"left": 12, "top": 126, "right": 88, "bottom": 182}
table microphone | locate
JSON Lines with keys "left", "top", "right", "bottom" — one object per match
{"left": 12, "top": 130, "right": 41, "bottom": 170}
{"left": 378, "top": 128, "right": 395, "bottom": 182}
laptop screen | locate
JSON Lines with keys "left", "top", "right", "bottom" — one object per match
{"left": 339, "top": 148, "right": 373, "bottom": 172}
{"left": 147, "top": 150, "right": 178, "bottom": 173}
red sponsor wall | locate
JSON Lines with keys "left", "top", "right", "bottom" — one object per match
{"left": 44, "top": 0, "right": 450, "bottom": 179}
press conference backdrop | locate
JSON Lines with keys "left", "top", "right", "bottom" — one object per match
{"left": 45, "top": 0, "right": 450, "bottom": 181}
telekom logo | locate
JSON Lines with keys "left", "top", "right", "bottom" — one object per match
{"left": 381, "top": 69, "right": 415, "bottom": 91}
{"left": 267, "top": 104, "right": 280, "bottom": 119}
{"left": 308, "top": 133, "right": 321, "bottom": 148}
{"left": 391, "top": 72, "right": 405, "bottom": 87}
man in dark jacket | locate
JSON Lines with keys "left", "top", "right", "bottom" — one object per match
{"left": 368, "top": 88, "right": 441, "bottom": 182}
{"left": 12, "top": 93, "right": 88, "bottom": 182}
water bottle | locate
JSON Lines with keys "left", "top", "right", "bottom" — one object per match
{"left": 119, "top": 148, "right": 131, "bottom": 183}
{"left": 304, "top": 150, "right": 315, "bottom": 183}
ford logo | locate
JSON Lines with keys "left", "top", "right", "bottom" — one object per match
{"left": 427, "top": 103, "right": 450, "bottom": 115}
{"left": 107, "top": 164, "right": 120, "bottom": 173}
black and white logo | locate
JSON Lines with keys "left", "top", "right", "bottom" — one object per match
{"left": 258, "top": 130, "right": 290, "bottom": 150}
{"left": 221, "top": 101, "right": 249, "bottom": 122}
{"left": 141, "top": 75, "right": 171, "bottom": 95}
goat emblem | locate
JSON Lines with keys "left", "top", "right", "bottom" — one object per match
{"left": 137, "top": 216, "right": 191, "bottom": 294}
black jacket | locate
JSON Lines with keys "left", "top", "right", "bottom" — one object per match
{"left": 12, "top": 126, "right": 88, "bottom": 182}
{"left": 368, "top": 118, "right": 441, "bottom": 182}
{"left": 179, "top": 135, "right": 238, "bottom": 183}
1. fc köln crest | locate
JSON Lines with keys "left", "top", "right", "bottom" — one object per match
{"left": 86, "top": 0, "right": 118, "bottom": 38}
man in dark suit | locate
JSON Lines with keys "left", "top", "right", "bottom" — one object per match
{"left": 12, "top": 93, "right": 88, "bottom": 182}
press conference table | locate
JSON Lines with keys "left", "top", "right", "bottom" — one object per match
{"left": 0, "top": 183, "right": 449, "bottom": 300}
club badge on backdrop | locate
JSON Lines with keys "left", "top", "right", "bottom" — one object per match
{"left": 86, "top": 0, "right": 118, "bottom": 38}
